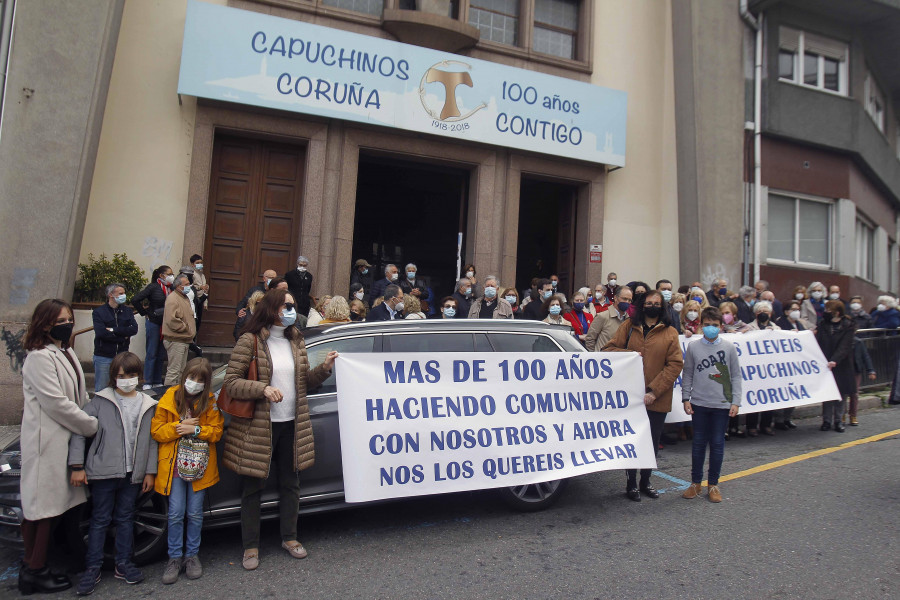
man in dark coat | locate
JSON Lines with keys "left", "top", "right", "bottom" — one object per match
{"left": 523, "top": 279, "right": 553, "bottom": 320}
{"left": 815, "top": 300, "right": 857, "bottom": 432}
{"left": 284, "top": 256, "right": 313, "bottom": 318}
{"left": 369, "top": 264, "right": 399, "bottom": 306}
{"left": 366, "top": 285, "right": 404, "bottom": 321}
{"left": 734, "top": 286, "right": 756, "bottom": 325}
{"left": 93, "top": 282, "right": 139, "bottom": 391}
{"left": 349, "top": 259, "right": 373, "bottom": 297}
{"left": 236, "top": 269, "right": 277, "bottom": 318}
{"left": 451, "top": 278, "right": 473, "bottom": 318}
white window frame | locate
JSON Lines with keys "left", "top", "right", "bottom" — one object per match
{"left": 855, "top": 216, "right": 876, "bottom": 282}
{"left": 766, "top": 192, "right": 834, "bottom": 269}
{"left": 778, "top": 27, "right": 848, "bottom": 96}
{"left": 864, "top": 71, "right": 886, "bottom": 133}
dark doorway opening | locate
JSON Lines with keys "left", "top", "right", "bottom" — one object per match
{"left": 352, "top": 155, "right": 469, "bottom": 306}
{"left": 515, "top": 178, "right": 578, "bottom": 299}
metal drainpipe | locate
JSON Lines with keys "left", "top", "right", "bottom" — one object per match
{"left": 739, "top": 0, "right": 762, "bottom": 284}
{"left": 0, "top": 0, "right": 16, "bottom": 143}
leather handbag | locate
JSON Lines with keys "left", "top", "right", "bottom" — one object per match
{"left": 216, "top": 335, "right": 258, "bottom": 419}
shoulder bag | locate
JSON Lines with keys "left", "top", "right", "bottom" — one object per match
{"left": 216, "top": 335, "right": 258, "bottom": 419}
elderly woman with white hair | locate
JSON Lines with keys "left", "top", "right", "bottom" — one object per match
{"left": 320, "top": 296, "right": 352, "bottom": 324}
{"left": 801, "top": 281, "right": 827, "bottom": 327}
{"left": 744, "top": 300, "right": 779, "bottom": 332}
{"left": 871, "top": 295, "right": 900, "bottom": 330}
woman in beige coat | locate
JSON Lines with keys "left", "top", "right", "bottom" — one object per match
{"left": 18, "top": 299, "right": 98, "bottom": 594}
{"left": 223, "top": 288, "right": 337, "bottom": 570}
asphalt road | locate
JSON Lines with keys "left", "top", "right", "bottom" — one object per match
{"left": 2, "top": 406, "right": 899, "bottom": 599}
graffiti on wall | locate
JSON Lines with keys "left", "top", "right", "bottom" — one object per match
{"left": 142, "top": 237, "right": 174, "bottom": 273}
{"left": 701, "top": 263, "right": 737, "bottom": 290}
{"left": 1, "top": 327, "right": 26, "bottom": 374}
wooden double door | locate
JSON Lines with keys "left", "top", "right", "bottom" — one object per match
{"left": 199, "top": 136, "right": 306, "bottom": 347}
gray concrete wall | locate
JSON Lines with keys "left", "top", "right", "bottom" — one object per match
{"left": 672, "top": 0, "right": 747, "bottom": 288}
{"left": 0, "top": 0, "right": 124, "bottom": 424}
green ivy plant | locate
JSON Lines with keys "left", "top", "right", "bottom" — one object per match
{"left": 74, "top": 253, "right": 148, "bottom": 303}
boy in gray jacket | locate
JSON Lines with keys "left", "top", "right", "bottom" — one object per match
{"left": 68, "top": 352, "right": 158, "bottom": 595}
{"left": 681, "top": 307, "right": 742, "bottom": 503}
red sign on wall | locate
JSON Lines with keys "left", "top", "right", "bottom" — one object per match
{"left": 590, "top": 244, "right": 602, "bottom": 264}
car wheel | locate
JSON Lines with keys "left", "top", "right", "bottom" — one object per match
{"left": 80, "top": 492, "right": 168, "bottom": 567}
{"left": 497, "top": 478, "right": 568, "bottom": 512}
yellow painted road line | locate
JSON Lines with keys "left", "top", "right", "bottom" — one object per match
{"left": 702, "top": 428, "right": 900, "bottom": 487}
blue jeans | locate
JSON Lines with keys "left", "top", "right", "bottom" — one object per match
{"left": 690, "top": 404, "right": 731, "bottom": 485}
{"left": 85, "top": 477, "right": 141, "bottom": 569}
{"left": 144, "top": 319, "right": 164, "bottom": 385}
{"left": 167, "top": 476, "right": 206, "bottom": 559}
{"left": 92, "top": 355, "right": 113, "bottom": 392}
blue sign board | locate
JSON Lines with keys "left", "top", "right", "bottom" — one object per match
{"left": 178, "top": 0, "right": 627, "bottom": 166}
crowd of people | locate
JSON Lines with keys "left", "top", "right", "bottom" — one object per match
{"left": 14, "top": 253, "right": 899, "bottom": 594}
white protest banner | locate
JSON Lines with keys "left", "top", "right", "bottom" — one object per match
{"left": 666, "top": 330, "right": 840, "bottom": 423}
{"left": 336, "top": 352, "right": 656, "bottom": 503}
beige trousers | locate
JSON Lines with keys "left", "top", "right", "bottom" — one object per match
{"left": 163, "top": 339, "right": 189, "bottom": 386}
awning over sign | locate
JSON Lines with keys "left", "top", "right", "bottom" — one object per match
{"left": 177, "top": 0, "right": 627, "bottom": 167}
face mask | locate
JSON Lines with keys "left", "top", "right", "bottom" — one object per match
{"left": 394, "top": 302, "right": 404, "bottom": 312}
{"left": 789, "top": 310, "right": 801, "bottom": 321}
{"left": 362, "top": 268, "right": 369, "bottom": 275}
{"left": 723, "top": 313, "right": 734, "bottom": 325}
{"left": 280, "top": 308, "right": 297, "bottom": 326}
{"left": 265, "top": 278, "right": 272, "bottom": 287}
{"left": 672, "top": 302, "right": 683, "bottom": 313}
{"left": 749, "top": 299, "right": 756, "bottom": 307}
{"left": 183, "top": 285, "right": 192, "bottom": 296}
{"left": 355, "top": 291, "right": 364, "bottom": 301}
{"left": 849, "top": 303, "right": 862, "bottom": 312}
{"left": 116, "top": 377, "right": 139, "bottom": 394}
{"left": 595, "top": 292, "right": 604, "bottom": 301}
{"left": 811, "top": 291, "right": 823, "bottom": 300}
{"left": 164, "top": 275, "right": 175, "bottom": 285}
{"left": 484, "top": 287, "right": 497, "bottom": 298}
{"left": 464, "top": 288, "right": 473, "bottom": 297}
{"left": 505, "top": 295, "right": 517, "bottom": 305}
{"left": 608, "top": 279, "right": 617, "bottom": 287}
{"left": 692, "top": 296, "right": 703, "bottom": 303}
{"left": 551, "top": 280, "right": 558, "bottom": 288}
{"left": 50, "top": 323, "right": 74, "bottom": 343}
{"left": 795, "top": 293, "right": 804, "bottom": 300}
{"left": 407, "top": 272, "right": 416, "bottom": 280}
{"left": 549, "top": 305, "right": 562, "bottom": 316}
{"left": 829, "top": 293, "right": 840, "bottom": 300}
{"left": 661, "top": 290, "right": 672, "bottom": 302}
{"left": 574, "top": 302, "right": 585, "bottom": 311}
{"left": 114, "top": 294, "right": 127, "bottom": 305}
{"left": 702, "top": 325, "right": 720, "bottom": 340}
{"left": 298, "top": 266, "right": 308, "bottom": 273}
{"left": 823, "top": 311, "right": 834, "bottom": 321}
{"left": 643, "top": 306, "right": 662, "bottom": 318}
{"left": 617, "top": 301, "right": 630, "bottom": 313}
{"left": 466, "top": 271, "right": 474, "bottom": 278}
{"left": 349, "top": 312, "right": 361, "bottom": 321}
{"left": 877, "top": 304, "right": 886, "bottom": 312}
{"left": 443, "top": 307, "right": 456, "bottom": 317}
{"left": 390, "top": 273, "right": 398, "bottom": 282}
{"left": 718, "top": 287, "right": 727, "bottom": 296}
{"left": 757, "top": 313, "right": 770, "bottom": 324}
{"left": 542, "top": 290, "right": 553, "bottom": 300}
{"left": 182, "top": 379, "right": 204, "bottom": 396}
{"left": 686, "top": 311, "right": 699, "bottom": 321}
{"left": 195, "top": 264, "right": 203, "bottom": 271}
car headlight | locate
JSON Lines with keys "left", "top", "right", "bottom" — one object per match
{"left": 0, "top": 449, "right": 21, "bottom": 474}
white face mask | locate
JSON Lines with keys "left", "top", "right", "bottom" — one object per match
{"left": 390, "top": 272, "right": 398, "bottom": 282}
{"left": 877, "top": 304, "right": 886, "bottom": 312}
{"left": 466, "top": 271, "right": 474, "bottom": 278}
{"left": 608, "top": 279, "right": 617, "bottom": 287}
{"left": 183, "top": 379, "right": 205, "bottom": 396}
{"left": 672, "top": 302, "right": 684, "bottom": 313}
{"left": 811, "top": 291, "right": 824, "bottom": 300}
{"left": 850, "top": 302, "right": 862, "bottom": 311}
{"left": 795, "top": 293, "right": 804, "bottom": 300}
{"left": 355, "top": 290, "right": 364, "bottom": 301}
{"left": 394, "top": 301, "right": 404, "bottom": 312}
{"left": 686, "top": 311, "right": 699, "bottom": 321}
{"left": 789, "top": 310, "right": 801, "bottom": 321}
{"left": 164, "top": 274, "right": 175, "bottom": 285}
{"left": 595, "top": 292, "right": 604, "bottom": 300}
{"left": 116, "top": 377, "right": 139, "bottom": 394}
{"left": 297, "top": 266, "right": 308, "bottom": 273}
{"left": 829, "top": 293, "right": 840, "bottom": 300}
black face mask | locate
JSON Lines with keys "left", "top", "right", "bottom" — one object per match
{"left": 349, "top": 312, "right": 361, "bottom": 322}
{"left": 643, "top": 306, "right": 662, "bottom": 319}
{"left": 49, "top": 323, "right": 74, "bottom": 344}
{"left": 757, "top": 313, "right": 770, "bottom": 325}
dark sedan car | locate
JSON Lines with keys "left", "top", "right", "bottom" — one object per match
{"left": 0, "top": 319, "right": 584, "bottom": 563}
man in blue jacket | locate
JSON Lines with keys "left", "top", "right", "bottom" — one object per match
{"left": 92, "top": 282, "right": 139, "bottom": 391}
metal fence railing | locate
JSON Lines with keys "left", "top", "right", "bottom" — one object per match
{"left": 856, "top": 328, "right": 900, "bottom": 390}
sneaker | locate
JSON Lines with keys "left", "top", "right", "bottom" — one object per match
{"left": 708, "top": 485, "right": 723, "bottom": 503}
{"left": 850, "top": 416, "right": 859, "bottom": 426}
{"left": 184, "top": 556, "right": 203, "bottom": 580}
{"left": 114, "top": 562, "right": 144, "bottom": 585}
{"left": 161, "top": 558, "right": 182, "bottom": 585}
{"left": 682, "top": 483, "right": 703, "bottom": 499}
{"left": 75, "top": 566, "right": 101, "bottom": 596}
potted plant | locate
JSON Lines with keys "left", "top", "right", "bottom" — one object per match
{"left": 73, "top": 253, "right": 148, "bottom": 307}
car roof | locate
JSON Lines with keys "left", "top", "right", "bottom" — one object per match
{"left": 301, "top": 318, "right": 569, "bottom": 340}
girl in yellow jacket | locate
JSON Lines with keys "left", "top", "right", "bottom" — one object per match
{"left": 151, "top": 358, "right": 223, "bottom": 585}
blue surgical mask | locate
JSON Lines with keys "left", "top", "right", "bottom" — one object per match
{"left": 464, "top": 287, "right": 473, "bottom": 296}
{"left": 505, "top": 295, "right": 517, "bottom": 305}
{"left": 542, "top": 290, "right": 553, "bottom": 300}
{"left": 617, "top": 301, "right": 630, "bottom": 313}
{"left": 692, "top": 296, "right": 703, "bottom": 303}
{"left": 443, "top": 307, "right": 456, "bottom": 318}
{"left": 551, "top": 280, "right": 558, "bottom": 288}
{"left": 280, "top": 308, "right": 297, "bottom": 326}
{"left": 362, "top": 268, "right": 368, "bottom": 275}
{"left": 661, "top": 290, "right": 672, "bottom": 302}
{"left": 702, "top": 325, "right": 720, "bottom": 340}
{"left": 114, "top": 294, "right": 127, "bottom": 305}
{"left": 407, "top": 272, "right": 416, "bottom": 280}
{"left": 195, "top": 263, "right": 203, "bottom": 271}
{"left": 549, "top": 305, "right": 562, "bottom": 315}
{"left": 574, "top": 302, "right": 585, "bottom": 311}
{"left": 484, "top": 287, "right": 497, "bottom": 298}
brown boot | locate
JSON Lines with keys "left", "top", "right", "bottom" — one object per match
{"left": 849, "top": 415, "right": 858, "bottom": 426}
{"left": 707, "top": 485, "right": 722, "bottom": 503}
{"left": 682, "top": 483, "right": 702, "bottom": 499}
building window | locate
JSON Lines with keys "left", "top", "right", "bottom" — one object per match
{"left": 767, "top": 193, "right": 832, "bottom": 267}
{"left": 469, "top": 0, "right": 519, "bottom": 46}
{"left": 322, "top": 0, "right": 383, "bottom": 16}
{"left": 856, "top": 218, "right": 875, "bottom": 282}
{"left": 865, "top": 71, "right": 886, "bottom": 133}
{"left": 778, "top": 27, "right": 847, "bottom": 95}
{"left": 532, "top": 0, "right": 578, "bottom": 60}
